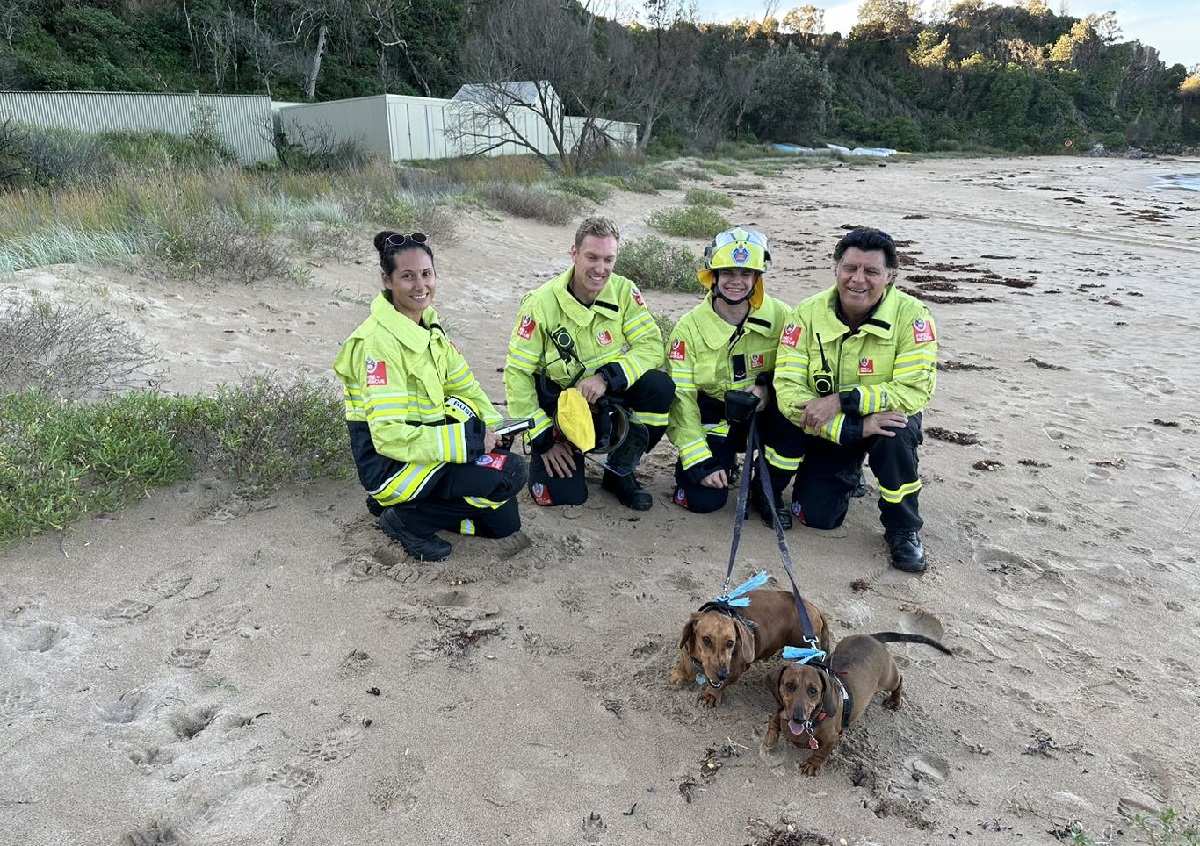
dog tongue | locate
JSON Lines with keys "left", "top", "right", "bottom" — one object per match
{"left": 788, "top": 720, "right": 806, "bottom": 736}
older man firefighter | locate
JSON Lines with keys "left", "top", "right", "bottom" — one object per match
{"left": 665, "top": 227, "right": 804, "bottom": 526}
{"left": 503, "top": 216, "right": 675, "bottom": 511}
{"left": 774, "top": 228, "right": 937, "bottom": 572}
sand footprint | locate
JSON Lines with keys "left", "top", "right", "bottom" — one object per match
{"left": 116, "top": 819, "right": 181, "bottom": 846}
{"left": 369, "top": 754, "right": 426, "bottom": 814}
{"left": 3, "top": 619, "right": 66, "bottom": 653}
{"left": 300, "top": 725, "right": 365, "bottom": 764}
{"left": 98, "top": 689, "right": 153, "bottom": 725}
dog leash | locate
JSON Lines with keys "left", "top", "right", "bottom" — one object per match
{"left": 715, "top": 415, "right": 825, "bottom": 657}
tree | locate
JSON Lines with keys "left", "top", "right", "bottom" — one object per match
{"left": 623, "top": 0, "right": 699, "bottom": 149}
{"left": 450, "top": 0, "right": 627, "bottom": 173}
{"left": 744, "top": 43, "right": 831, "bottom": 141}
{"left": 854, "top": 0, "right": 919, "bottom": 36}
{"left": 782, "top": 5, "right": 825, "bottom": 36}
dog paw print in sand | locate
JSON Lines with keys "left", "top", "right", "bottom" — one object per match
{"left": 369, "top": 754, "right": 426, "bottom": 814}
{"left": 266, "top": 762, "right": 322, "bottom": 796}
{"left": 117, "top": 819, "right": 182, "bottom": 846}
{"left": 582, "top": 812, "right": 607, "bottom": 843}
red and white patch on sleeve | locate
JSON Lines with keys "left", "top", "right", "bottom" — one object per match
{"left": 669, "top": 339, "right": 687, "bottom": 361}
{"left": 750, "top": 353, "right": 764, "bottom": 370}
{"left": 912, "top": 317, "right": 936, "bottom": 344}
{"left": 596, "top": 329, "right": 613, "bottom": 346}
{"left": 531, "top": 482, "right": 553, "bottom": 506}
{"left": 366, "top": 358, "right": 388, "bottom": 386}
{"left": 858, "top": 357, "right": 874, "bottom": 374}
{"left": 476, "top": 452, "right": 508, "bottom": 470}
{"left": 517, "top": 315, "right": 537, "bottom": 340}
{"left": 780, "top": 324, "right": 802, "bottom": 348}
{"left": 631, "top": 287, "right": 645, "bottom": 306}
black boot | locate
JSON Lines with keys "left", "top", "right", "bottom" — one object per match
{"left": 602, "top": 470, "right": 653, "bottom": 511}
{"left": 602, "top": 419, "right": 652, "bottom": 510}
{"left": 885, "top": 530, "right": 926, "bottom": 572}
{"left": 379, "top": 507, "right": 452, "bottom": 562}
{"left": 751, "top": 480, "right": 792, "bottom": 530}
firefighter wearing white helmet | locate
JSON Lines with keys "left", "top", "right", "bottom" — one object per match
{"left": 665, "top": 227, "right": 805, "bottom": 526}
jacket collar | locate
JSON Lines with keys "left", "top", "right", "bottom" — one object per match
{"left": 817, "top": 285, "right": 897, "bottom": 339}
{"left": 371, "top": 291, "right": 438, "bottom": 352}
{"left": 551, "top": 267, "right": 621, "bottom": 323}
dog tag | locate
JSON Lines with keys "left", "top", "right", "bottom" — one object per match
{"left": 695, "top": 673, "right": 708, "bottom": 687}
{"left": 808, "top": 737, "right": 820, "bottom": 750}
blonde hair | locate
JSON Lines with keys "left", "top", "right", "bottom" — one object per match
{"left": 574, "top": 216, "right": 620, "bottom": 248}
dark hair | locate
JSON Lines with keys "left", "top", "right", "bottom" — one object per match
{"left": 374, "top": 230, "right": 435, "bottom": 274}
{"left": 833, "top": 228, "right": 897, "bottom": 269}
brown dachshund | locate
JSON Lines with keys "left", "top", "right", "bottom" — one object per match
{"left": 669, "top": 589, "right": 830, "bottom": 707}
{"left": 762, "top": 632, "right": 952, "bottom": 775}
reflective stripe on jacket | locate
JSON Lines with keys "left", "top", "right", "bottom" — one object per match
{"left": 774, "top": 285, "right": 937, "bottom": 444}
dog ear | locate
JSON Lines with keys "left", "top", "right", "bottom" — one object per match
{"left": 734, "top": 619, "right": 756, "bottom": 667}
{"left": 678, "top": 614, "right": 700, "bottom": 651}
{"left": 819, "top": 669, "right": 840, "bottom": 719}
{"left": 766, "top": 665, "right": 786, "bottom": 706}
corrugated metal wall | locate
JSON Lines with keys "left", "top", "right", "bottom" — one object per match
{"left": 0, "top": 91, "right": 275, "bottom": 165}
{"left": 278, "top": 94, "right": 638, "bottom": 163}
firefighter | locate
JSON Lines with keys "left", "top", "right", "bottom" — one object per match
{"left": 504, "top": 217, "right": 675, "bottom": 511}
{"left": 665, "top": 227, "right": 804, "bottom": 527}
{"left": 333, "top": 231, "right": 528, "bottom": 562}
{"left": 774, "top": 228, "right": 937, "bottom": 572}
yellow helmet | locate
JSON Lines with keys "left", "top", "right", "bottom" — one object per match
{"left": 697, "top": 228, "right": 770, "bottom": 309}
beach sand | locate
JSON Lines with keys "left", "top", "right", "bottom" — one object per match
{"left": 2, "top": 154, "right": 1199, "bottom": 845}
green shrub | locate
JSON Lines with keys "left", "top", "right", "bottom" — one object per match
{"left": 647, "top": 206, "right": 731, "bottom": 238}
{"left": 198, "top": 374, "right": 347, "bottom": 497}
{"left": 702, "top": 161, "right": 740, "bottom": 176}
{"left": 615, "top": 235, "right": 702, "bottom": 293}
{"left": 0, "top": 374, "right": 349, "bottom": 543}
{"left": 554, "top": 177, "right": 614, "bottom": 204}
{"left": 482, "top": 181, "right": 583, "bottom": 223}
{"left": 0, "top": 297, "right": 159, "bottom": 399}
{"left": 644, "top": 169, "right": 682, "bottom": 190}
{"left": 684, "top": 188, "right": 735, "bottom": 208}
{"left": 0, "top": 389, "right": 196, "bottom": 541}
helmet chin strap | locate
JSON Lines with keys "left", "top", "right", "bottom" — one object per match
{"left": 713, "top": 279, "right": 753, "bottom": 307}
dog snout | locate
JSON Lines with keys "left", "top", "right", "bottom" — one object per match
{"left": 716, "top": 667, "right": 730, "bottom": 681}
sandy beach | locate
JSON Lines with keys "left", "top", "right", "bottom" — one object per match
{"left": 2, "top": 153, "right": 1199, "bottom": 846}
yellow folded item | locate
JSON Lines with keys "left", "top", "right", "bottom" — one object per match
{"left": 556, "top": 387, "right": 596, "bottom": 452}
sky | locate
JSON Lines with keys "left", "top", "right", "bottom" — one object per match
{"left": 686, "top": 0, "right": 1197, "bottom": 69}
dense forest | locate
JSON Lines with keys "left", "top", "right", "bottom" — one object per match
{"left": 0, "top": 0, "right": 1196, "bottom": 153}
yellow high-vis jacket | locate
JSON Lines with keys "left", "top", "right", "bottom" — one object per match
{"left": 333, "top": 293, "right": 500, "bottom": 504}
{"left": 666, "top": 293, "right": 790, "bottom": 472}
{"left": 503, "top": 268, "right": 663, "bottom": 447}
{"left": 774, "top": 285, "right": 937, "bottom": 444}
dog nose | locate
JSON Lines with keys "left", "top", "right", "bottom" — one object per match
{"left": 716, "top": 668, "right": 730, "bottom": 681}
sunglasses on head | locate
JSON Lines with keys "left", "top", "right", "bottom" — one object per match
{"left": 384, "top": 232, "right": 428, "bottom": 249}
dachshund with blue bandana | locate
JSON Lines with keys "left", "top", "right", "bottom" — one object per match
{"left": 669, "top": 589, "right": 831, "bottom": 707}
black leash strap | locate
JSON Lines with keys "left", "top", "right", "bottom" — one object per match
{"left": 744, "top": 416, "right": 821, "bottom": 650}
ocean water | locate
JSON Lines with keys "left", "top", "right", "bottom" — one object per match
{"left": 1153, "top": 171, "right": 1200, "bottom": 192}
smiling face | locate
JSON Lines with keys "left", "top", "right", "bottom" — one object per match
{"left": 569, "top": 234, "right": 620, "bottom": 305}
{"left": 715, "top": 267, "right": 759, "bottom": 301}
{"left": 383, "top": 248, "right": 436, "bottom": 323}
{"left": 835, "top": 246, "right": 894, "bottom": 323}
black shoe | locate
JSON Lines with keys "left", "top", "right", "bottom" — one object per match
{"left": 365, "top": 496, "right": 384, "bottom": 517}
{"left": 752, "top": 488, "right": 792, "bottom": 530}
{"left": 885, "top": 530, "right": 926, "bottom": 572}
{"left": 851, "top": 470, "right": 867, "bottom": 499}
{"left": 602, "top": 470, "right": 653, "bottom": 511}
{"left": 379, "top": 507, "right": 452, "bottom": 561}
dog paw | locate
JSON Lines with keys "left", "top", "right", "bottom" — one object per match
{"left": 799, "top": 757, "right": 826, "bottom": 777}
